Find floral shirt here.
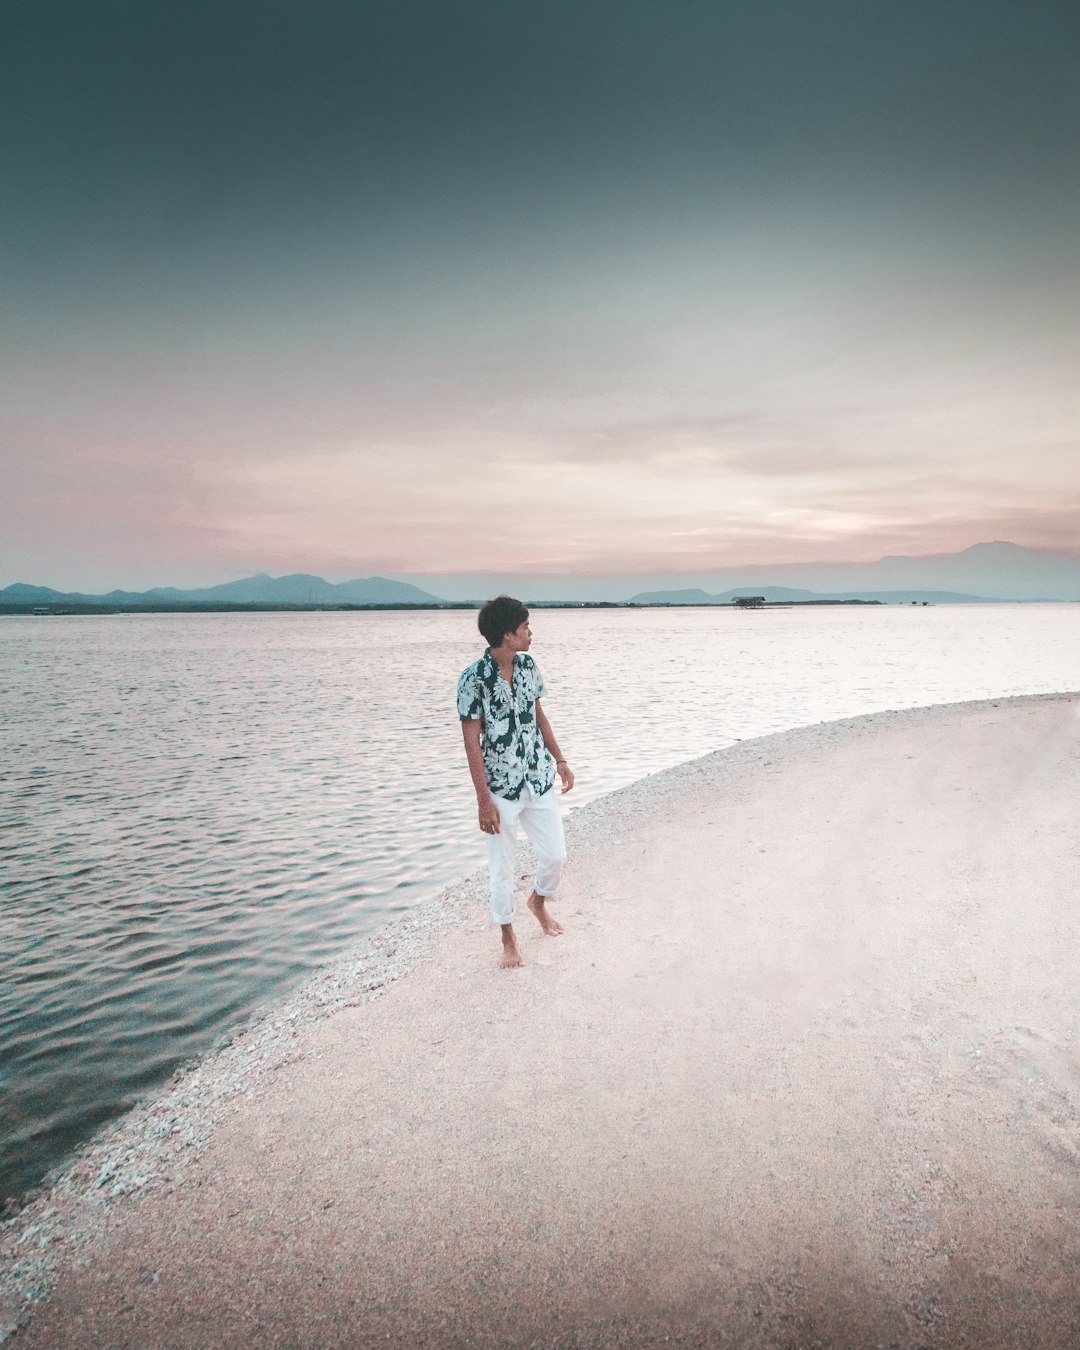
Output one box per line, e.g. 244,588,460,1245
456,650,556,800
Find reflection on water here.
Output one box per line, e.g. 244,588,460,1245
1,604,1078,1201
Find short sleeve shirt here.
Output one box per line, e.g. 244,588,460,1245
456,650,556,800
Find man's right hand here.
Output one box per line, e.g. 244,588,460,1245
478,799,501,835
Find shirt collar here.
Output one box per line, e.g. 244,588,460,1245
482,648,518,682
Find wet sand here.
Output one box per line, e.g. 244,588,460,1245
5,693,1080,1348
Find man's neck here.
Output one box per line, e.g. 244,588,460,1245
489,643,517,675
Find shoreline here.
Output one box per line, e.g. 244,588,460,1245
3,688,1079,1345
4,600,1075,617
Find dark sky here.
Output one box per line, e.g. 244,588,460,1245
4,0,1079,587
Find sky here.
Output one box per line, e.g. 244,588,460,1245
3,0,1078,591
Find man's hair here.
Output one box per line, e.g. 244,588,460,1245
478,595,529,647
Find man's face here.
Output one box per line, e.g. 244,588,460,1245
508,620,532,652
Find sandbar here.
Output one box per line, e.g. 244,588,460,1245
4,693,1080,1348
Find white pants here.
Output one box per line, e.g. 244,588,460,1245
486,784,567,926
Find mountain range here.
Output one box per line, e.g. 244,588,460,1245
627,587,1003,605
390,542,1080,603
0,573,441,607
3,543,1079,608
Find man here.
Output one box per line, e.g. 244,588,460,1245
457,595,574,969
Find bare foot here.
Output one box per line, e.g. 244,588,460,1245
500,926,525,969
527,890,565,936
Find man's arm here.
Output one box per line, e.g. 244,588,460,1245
461,719,501,833
536,698,574,794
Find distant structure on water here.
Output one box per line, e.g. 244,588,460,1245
732,596,766,609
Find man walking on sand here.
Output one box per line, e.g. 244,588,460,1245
457,595,574,969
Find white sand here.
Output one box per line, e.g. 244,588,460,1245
4,693,1080,1348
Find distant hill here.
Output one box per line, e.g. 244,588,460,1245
144,572,442,605
630,586,1004,605
631,586,822,604
393,542,1080,603
0,573,445,608
817,541,1080,602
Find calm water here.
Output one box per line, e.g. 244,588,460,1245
2,604,1078,1202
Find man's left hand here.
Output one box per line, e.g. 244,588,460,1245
557,761,574,794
